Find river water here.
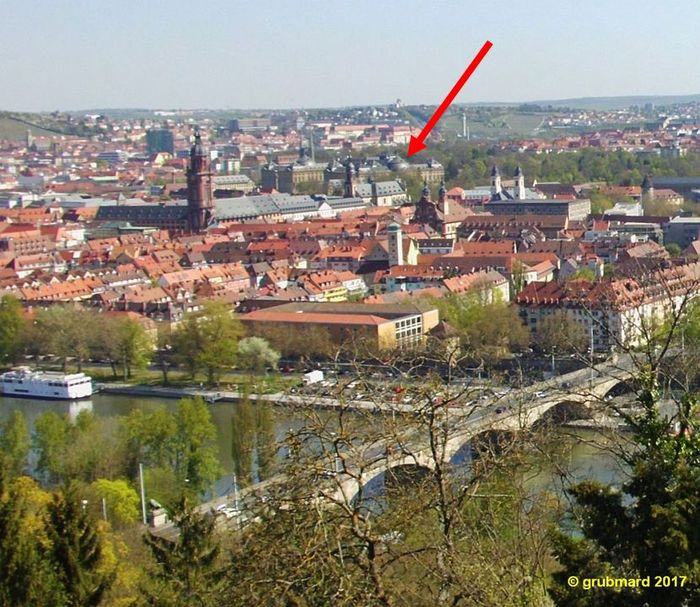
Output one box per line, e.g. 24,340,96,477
0,393,628,499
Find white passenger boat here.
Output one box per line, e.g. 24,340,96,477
1,367,94,400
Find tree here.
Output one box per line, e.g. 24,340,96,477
172,301,243,385
172,397,221,498
112,316,153,380
536,311,589,356
156,324,173,385
121,401,221,501
588,192,615,215
142,497,226,607
294,180,323,195
230,401,256,486
171,313,203,379
237,336,280,375
92,315,152,380
196,301,244,386
434,294,529,369
34,306,98,372
0,471,63,607
34,411,124,486
0,295,26,365
571,266,597,281
87,479,140,528
45,483,114,606
33,411,69,485
665,242,682,257
643,196,679,217
0,410,30,477
256,324,335,362
121,407,177,474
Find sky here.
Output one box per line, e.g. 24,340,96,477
1,0,699,112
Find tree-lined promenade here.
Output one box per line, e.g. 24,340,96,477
0,297,287,388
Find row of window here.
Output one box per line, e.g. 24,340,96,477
48,379,91,387
396,316,420,330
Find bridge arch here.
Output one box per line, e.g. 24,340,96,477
333,453,436,506
531,400,592,429
448,429,517,465
598,377,637,399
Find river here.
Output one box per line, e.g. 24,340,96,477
0,392,628,499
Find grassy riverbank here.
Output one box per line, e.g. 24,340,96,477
5,362,299,395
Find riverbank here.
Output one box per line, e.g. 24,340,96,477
97,382,419,415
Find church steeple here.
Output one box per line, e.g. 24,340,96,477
438,180,449,215
514,165,525,200
421,181,431,200
490,165,502,198
187,130,213,232
344,157,355,198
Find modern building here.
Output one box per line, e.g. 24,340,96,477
146,129,175,155
229,117,271,134
240,301,439,350
663,217,700,249
96,151,128,164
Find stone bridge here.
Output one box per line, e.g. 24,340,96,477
329,367,635,505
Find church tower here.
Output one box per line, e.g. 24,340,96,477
490,165,502,198
438,180,449,216
387,221,404,267
187,131,213,232
514,165,525,200
344,158,355,198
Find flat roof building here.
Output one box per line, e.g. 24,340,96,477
240,301,439,351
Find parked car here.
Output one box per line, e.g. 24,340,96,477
215,504,242,520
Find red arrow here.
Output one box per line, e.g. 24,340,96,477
407,40,493,157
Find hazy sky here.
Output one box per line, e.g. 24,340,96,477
2,0,698,111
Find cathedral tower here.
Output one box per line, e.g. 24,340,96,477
187,131,213,232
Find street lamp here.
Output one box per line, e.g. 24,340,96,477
81,499,88,513
139,462,147,525
589,325,595,381
551,347,556,375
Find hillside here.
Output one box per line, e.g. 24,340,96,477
530,94,700,110
0,116,62,140
0,111,96,140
